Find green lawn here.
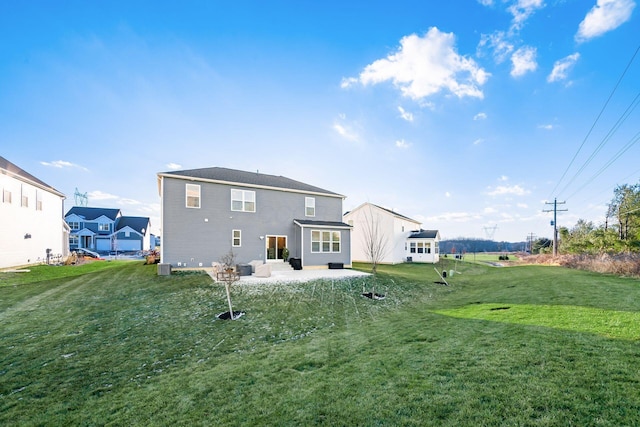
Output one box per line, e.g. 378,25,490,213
1,260,640,426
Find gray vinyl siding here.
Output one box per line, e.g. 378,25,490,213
299,227,352,267
161,176,345,268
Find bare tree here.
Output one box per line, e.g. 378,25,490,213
218,249,240,320
361,204,390,275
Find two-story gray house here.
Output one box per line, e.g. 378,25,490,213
65,207,151,253
157,167,352,270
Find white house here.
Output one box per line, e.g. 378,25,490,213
0,156,68,269
344,202,440,264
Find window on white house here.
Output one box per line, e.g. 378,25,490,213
417,242,424,253
426,243,431,254
36,191,43,211
21,185,28,208
410,242,416,253
435,242,439,254
232,229,241,247
186,184,201,208
2,189,11,204
231,189,255,212
305,197,315,217
311,230,340,253
98,223,110,232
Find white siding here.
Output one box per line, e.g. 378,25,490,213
0,172,65,269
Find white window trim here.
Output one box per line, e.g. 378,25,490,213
311,229,341,253
231,189,256,212
232,229,241,247
186,184,201,209
305,197,315,217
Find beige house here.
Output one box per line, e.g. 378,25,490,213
344,202,440,264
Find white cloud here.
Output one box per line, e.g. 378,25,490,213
478,31,514,64
340,77,358,89
576,0,636,42
395,139,410,149
547,53,580,82
445,191,451,198
332,122,359,142
473,138,484,145
425,211,483,222
474,112,487,120
538,124,554,130
510,46,537,77
508,0,545,31
517,203,529,208
398,106,414,122
166,162,182,170
499,175,509,181
487,184,531,196
118,198,142,205
88,190,118,201
477,0,494,6
40,160,88,171
352,27,489,100
484,207,498,214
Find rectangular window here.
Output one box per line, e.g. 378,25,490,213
125,230,131,237
410,242,416,253
98,223,110,232
231,189,255,212
21,185,28,207
435,242,439,254
68,221,80,230
311,230,340,253
70,235,78,246
305,197,315,217
426,243,431,254
36,191,43,211
417,242,424,253
2,189,11,204
232,229,241,247
186,184,201,208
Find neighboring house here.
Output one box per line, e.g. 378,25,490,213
65,207,151,253
344,202,440,264
0,156,68,269
157,166,352,269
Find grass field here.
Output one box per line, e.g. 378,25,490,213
1,259,640,426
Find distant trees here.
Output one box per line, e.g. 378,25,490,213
559,182,640,254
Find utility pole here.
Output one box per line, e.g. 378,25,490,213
527,233,536,253
543,198,568,256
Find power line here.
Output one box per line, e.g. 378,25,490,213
549,44,640,200
543,198,568,256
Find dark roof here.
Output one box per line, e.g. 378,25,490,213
0,156,65,197
115,216,150,234
65,206,121,221
294,219,352,228
159,166,342,197
408,229,439,239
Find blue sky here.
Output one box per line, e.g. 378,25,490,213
1,0,638,242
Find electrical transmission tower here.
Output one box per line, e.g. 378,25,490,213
483,225,498,240
74,188,88,207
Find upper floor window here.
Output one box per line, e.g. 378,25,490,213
68,221,80,230
305,197,315,217
232,229,241,247
186,184,201,208
311,230,341,253
36,191,43,211
231,189,255,212
21,185,28,208
98,223,110,232
2,189,11,204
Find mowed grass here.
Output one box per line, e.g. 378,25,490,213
1,260,640,426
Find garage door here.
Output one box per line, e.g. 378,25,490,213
117,240,141,252
96,238,111,252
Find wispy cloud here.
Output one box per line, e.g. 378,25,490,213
474,112,487,120
548,53,580,83
425,211,483,222
576,0,636,42
87,190,118,201
487,184,531,196
508,0,545,31
40,160,88,171
166,162,182,170
538,124,554,130
473,138,484,145
510,46,537,77
346,27,489,100
395,139,410,149
398,106,414,122
332,122,359,142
